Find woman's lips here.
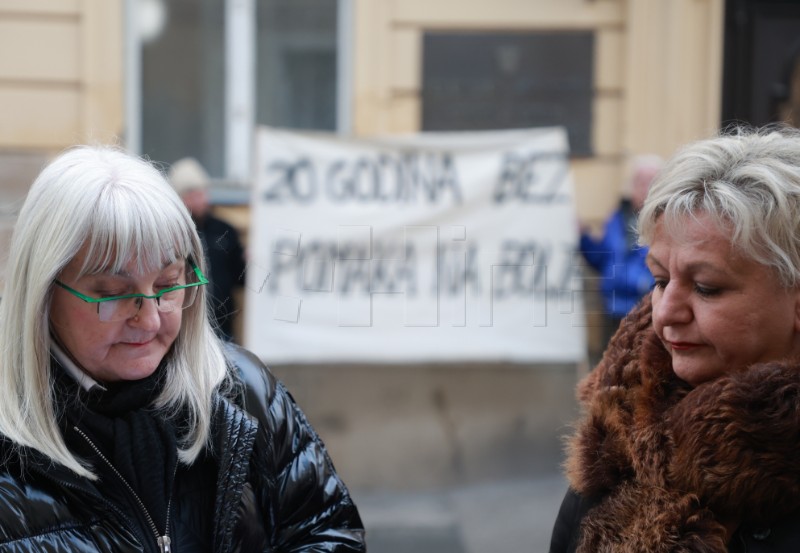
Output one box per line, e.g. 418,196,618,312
121,339,153,347
667,341,701,351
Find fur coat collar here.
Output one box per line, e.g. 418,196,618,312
566,296,800,552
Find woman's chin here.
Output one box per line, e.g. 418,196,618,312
671,361,723,387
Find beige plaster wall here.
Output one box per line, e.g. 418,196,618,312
0,0,727,490
0,0,124,152
0,0,124,289
0,0,726,225
351,0,724,225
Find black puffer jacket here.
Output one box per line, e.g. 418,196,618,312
0,344,365,552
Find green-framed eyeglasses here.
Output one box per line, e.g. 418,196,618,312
54,263,209,322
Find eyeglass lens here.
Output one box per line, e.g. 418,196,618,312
96,273,201,322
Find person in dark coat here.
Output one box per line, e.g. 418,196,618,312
0,145,365,551
169,157,246,342
551,126,800,552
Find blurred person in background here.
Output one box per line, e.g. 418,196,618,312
579,154,662,351
0,145,365,551
550,126,800,552
169,157,246,342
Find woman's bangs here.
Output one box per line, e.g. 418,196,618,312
78,186,194,276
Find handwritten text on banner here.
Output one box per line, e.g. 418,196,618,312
245,127,586,363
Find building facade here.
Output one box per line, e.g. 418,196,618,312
1,0,726,223
5,0,800,490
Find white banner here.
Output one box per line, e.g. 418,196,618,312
245,127,586,363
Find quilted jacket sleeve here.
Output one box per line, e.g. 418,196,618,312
227,345,366,552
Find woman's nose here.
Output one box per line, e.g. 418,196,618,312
652,282,693,327
128,297,161,330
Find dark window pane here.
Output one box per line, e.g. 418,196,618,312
256,0,338,131
422,32,594,156
722,0,800,127
141,0,226,176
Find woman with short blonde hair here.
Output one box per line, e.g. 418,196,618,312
552,125,800,552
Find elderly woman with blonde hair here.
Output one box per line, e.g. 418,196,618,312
0,145,365,551
551,126,800,552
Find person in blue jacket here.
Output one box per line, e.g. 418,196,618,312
579,154,662,350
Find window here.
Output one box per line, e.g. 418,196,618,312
256,0,339,131
422,32,594,156
140,0,226,176
130,0,347,186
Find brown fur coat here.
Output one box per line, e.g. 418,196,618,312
565,297,800,552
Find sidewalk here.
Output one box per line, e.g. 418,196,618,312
353,474,567,553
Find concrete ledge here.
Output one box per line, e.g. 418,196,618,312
272,362,581,490
354,475,568,553
361,493,464,553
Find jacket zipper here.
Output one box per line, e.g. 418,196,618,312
74,426,175,553
32,464,145,546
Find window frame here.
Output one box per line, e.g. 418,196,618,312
124,0,352,199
